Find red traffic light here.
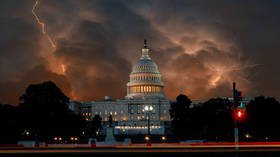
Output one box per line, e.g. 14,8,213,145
234,109,245,120
237,111,242,118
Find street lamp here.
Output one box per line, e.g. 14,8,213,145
144,105,153,135
161,136,166,143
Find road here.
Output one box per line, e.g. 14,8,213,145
2,145,280,157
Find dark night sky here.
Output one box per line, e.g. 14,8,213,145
0,0,280,104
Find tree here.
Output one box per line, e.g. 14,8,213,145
108,114,113,127
0,104,22,143
245,96,280,140
200,98,234,141
92,114,102,137
169,96,235,141
169,94,192,139
18,81,86,141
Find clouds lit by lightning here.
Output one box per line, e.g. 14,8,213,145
1,0,279,105
32,0,66,75
28,0,255,102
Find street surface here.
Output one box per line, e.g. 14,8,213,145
2,142,280,156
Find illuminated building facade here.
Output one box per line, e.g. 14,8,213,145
68,40,170,135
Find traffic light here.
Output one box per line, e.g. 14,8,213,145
234,109,245,121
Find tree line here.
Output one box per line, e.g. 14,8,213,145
0,81,87,143
170,94,280,141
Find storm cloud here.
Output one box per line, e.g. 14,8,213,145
0,0,279,104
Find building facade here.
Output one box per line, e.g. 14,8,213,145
68,40,171,135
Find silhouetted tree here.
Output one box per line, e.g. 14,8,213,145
245,96,280,141
109,114,113,127
18,81,86,142
200,98,234,141
169,94,192,139
169,96,235,141
0,104,21,143
92,114,102,137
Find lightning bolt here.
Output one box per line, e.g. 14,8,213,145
208,63,262,72
32,0,56,49
208,63,261,87
61,64,66,74
32,0,67,75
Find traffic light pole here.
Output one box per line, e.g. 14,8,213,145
234,120,239,150
232,82,243,150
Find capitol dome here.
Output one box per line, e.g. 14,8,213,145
126,40,165,99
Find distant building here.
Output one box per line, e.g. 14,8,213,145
68,40,170,135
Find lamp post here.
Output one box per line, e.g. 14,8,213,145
144,105,153,135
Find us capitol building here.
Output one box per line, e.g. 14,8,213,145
68,40,171,135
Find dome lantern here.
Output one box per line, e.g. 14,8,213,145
141,39,150,60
